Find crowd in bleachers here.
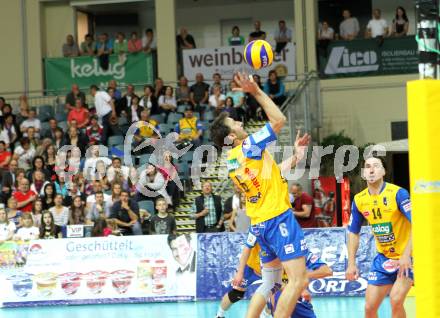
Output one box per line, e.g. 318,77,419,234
0,63,290,242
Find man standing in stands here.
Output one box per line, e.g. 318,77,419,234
290,183,316,228
249,20,267,41
339,9,360,40
65,84,86,111
193,181,223,233
90,85,116,146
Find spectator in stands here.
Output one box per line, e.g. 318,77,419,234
133,109,160,154
90,85,116,146
113,32,128,59
107,157,129,184
126,95,141,123
221,97,239,122
154,77,166,98
13,178,37,213
92,218,114,237
39,210,62,239
49,194,69,226
290,183,316,228
63,126,88,155
128,31,142,53
0,141,11,170
43,144,56,177
156,151,180,208
391,6,409,37
176,76,191,105
110,182,122,205
54,174,69,198
16,95,30,126
274,20,292,54
210,73,228,95
41,183,55,210
193,181,223,233
249,20,266,41
137,164,172,205
0,103,16,126
13,138,35,171
96,33,113,70
110,190,142,235
62,34,80,57
226,81,246,121
68,195,88,225
158,86,177,121
14,213,39,240
209,85,226,113
41,118,59,140
228,26,245,46
26,127,39,149
0,114,18,149
150,197,176,235
229,192,250,233
366,9,388,39
176,27,196,50
80,33,96,56
263,70,286,106
27,156,50,181
20,108,41,137
86,180,112,207
86,115,103,146
142,28,157,53
108,80,122,100
54,127,64,150
30,170,48,197
68,98,89,130
339,9,360,40
32,198,43,228
65,84,87,111
318,21,335,40
83,145,111,181
120,84,138,114
139,85,159,114
1,159,18,203
0,208,15,242
7,196,22,228
175,106,203,148
87,190,111,222
190,73,209,116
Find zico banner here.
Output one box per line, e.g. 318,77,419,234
183,43,296,81
321,36,418,77
44,53,154,92
0,235,196,307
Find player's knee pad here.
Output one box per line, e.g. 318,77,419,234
255,267,283,299
228,289,245,303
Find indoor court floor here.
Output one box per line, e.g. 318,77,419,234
0,297,416,318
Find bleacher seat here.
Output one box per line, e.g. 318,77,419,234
58,121,68,131
108,135,124,147
138,200,155,214
180,151,194,164
55,112,67,122
38,105,54,122
167,113,183,125
160,123,174,135
150,114,165,124
204,111,215,122
177,104,189,113
55,103,65,114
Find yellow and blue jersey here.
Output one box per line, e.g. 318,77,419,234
348,182,412,260
227,123,291,225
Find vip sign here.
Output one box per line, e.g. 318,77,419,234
66,225,84,238
324,47,379,75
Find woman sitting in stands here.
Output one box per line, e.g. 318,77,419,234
69,195,88,225
39,210,62,239
263,70,286,106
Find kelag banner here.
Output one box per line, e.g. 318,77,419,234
183,44,296,81
197,227,376,300
44,53,154,92
0,235,196,307
320,36,418,77
1,228,376,307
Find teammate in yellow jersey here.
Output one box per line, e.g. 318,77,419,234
346,156,413,318
210,72,311,318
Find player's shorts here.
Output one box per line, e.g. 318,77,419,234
250,209,308,263
268,291,316,318
368,253,414,286
239,265,261,289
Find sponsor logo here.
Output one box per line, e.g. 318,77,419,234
70,58,125,79
363,211,370,217
383,197,388,206
372,222,392,235
300,239,308,251
226,158,240,171
309,272,368,295
309,254,319,264
246,233,257,246
284,244,295,254
377,233,395,243
368,271,378,281
242,138,251,150
402,201,411,213
324,47,379,75
252,126,271,143
248,192,262,204
382,259,399,273
244,167,261,190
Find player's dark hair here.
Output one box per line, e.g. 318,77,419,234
210,112,231,148
363,155,387,172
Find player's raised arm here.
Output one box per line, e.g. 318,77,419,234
346,201,363,281
233,72,286,134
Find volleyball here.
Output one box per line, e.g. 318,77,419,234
243,40,274,69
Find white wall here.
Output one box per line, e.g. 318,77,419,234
372,0,416,35
175,0,295,48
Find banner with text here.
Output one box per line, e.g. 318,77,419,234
320,36,418,78
44,53,154,92
183,44,296,82
0,234,196,307
197,227,375,300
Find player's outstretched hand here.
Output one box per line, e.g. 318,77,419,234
398,255,412,278
345,264,359,281
231,271,244,288
233,72,259,95
294,130,311,163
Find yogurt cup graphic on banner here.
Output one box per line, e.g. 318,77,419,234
111,270,134,294
59,272,82,295
8,273,33,297
85,270,108,294
34,272,58,296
